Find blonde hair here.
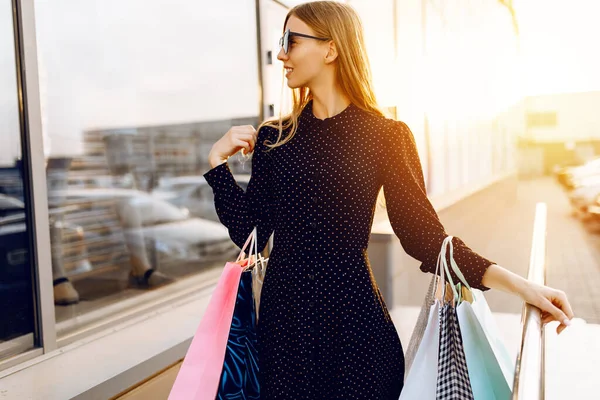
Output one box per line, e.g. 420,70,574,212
258,1,386,151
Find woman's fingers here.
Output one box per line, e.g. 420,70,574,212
553,290,575,320
234,138,254,154
556,323,568,335
540,296,570,327
547,288,575,329
536,288,576,335
541,312,554,325
222,125,257,157
235,132,257,152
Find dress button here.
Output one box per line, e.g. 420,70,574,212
309,327,315,333
310,221,317,228
309,301,315,307
308,274,315,280
312,196,318,203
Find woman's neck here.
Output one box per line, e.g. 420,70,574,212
310,88,350,120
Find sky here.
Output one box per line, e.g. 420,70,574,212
516,0,600,95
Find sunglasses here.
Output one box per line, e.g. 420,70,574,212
278,28,330,54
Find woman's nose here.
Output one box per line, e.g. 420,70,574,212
276,47,287,62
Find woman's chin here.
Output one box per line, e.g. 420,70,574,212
285,78,304,89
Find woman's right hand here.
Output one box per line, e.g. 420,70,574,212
208,125,258,168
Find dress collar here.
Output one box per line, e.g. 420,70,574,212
300,99,355,125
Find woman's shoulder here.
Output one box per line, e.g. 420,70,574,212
360,110,412,141
255,120,293,154
257,121,283,140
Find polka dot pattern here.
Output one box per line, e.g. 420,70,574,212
203,99,494,399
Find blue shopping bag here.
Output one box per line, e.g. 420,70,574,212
456,299,512,399
216,264,260,399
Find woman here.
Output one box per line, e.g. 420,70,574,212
203,1,574,398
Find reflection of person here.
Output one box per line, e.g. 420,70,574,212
203,2,574,398
51,217,86,305
116,199,174,288
51,199,174,306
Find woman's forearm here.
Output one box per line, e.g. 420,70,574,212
481,263,529,297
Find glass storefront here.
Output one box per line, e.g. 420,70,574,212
0,0,36,360
32,0,262,338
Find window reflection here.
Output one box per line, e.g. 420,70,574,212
33,0,261,333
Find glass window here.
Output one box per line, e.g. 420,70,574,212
34,0,262,337
0,2,36,360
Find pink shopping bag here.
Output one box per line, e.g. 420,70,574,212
168,260,245,400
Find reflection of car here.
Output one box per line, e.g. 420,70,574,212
67,174,134,189
0,194,91,276
152,175,251,221
0,194,34,339
55,188,239,267
0,194,30,282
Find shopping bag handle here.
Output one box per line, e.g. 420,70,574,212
432,236,460,303
235,226,268,271
236,227,256,263
445,236,473,292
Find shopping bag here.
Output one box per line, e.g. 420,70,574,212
435,237,474,400
251,252,268,323
216,268,260,399
442,238,514,398
470,289,515,388
404,274,437,375
436,301,474,399
399,301,441,399
401,237,455,399
168,261,243,400
169,227,266,400
216,228,267,399
456,301,511,399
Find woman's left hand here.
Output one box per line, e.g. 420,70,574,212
482,264,575,335
518,281,575,334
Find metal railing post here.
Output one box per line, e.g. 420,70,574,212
512,202,546,399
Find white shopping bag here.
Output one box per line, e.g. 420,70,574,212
399,301,441,399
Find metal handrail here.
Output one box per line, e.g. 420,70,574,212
511,202,547,399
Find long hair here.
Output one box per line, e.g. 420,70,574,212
258,1,386,150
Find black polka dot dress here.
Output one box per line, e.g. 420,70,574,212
203,99,494,399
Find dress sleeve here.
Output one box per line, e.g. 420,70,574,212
381,120,494,291
203,126,275,253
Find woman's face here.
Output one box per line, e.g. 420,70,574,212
277,16,330,89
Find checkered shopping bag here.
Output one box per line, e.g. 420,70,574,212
436,301,474,399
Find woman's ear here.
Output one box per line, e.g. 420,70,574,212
324,40,338,64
